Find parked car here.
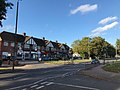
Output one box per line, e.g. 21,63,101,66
91,59,100,64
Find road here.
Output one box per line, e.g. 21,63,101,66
0,63,120,90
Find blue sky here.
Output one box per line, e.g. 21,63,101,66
0,0,120,47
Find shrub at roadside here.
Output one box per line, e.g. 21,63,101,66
102,63,120,73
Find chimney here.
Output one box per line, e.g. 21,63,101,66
43,37,45,40
56,40,58,43
23,32,26,36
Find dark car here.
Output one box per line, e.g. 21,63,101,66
91,59,100,64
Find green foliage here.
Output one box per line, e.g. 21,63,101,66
116,39,120,55
0,0,13,27
90,37,105,57
71,37,91,58
71,40,81,53
71,36,116,59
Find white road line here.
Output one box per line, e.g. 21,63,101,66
5,78,46,90
41,81,48,85
54,82,100,90
22,88,27,90
46,82,54,86
30,84,38,88
5,71,78,90
36,86,44,89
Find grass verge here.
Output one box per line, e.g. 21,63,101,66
44,59,91,65
102,62,120,73
0,68,11,71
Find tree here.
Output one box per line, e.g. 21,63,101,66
71,40,81,53
79,37,91,59
0,0,13,27
71,37,91,59
71,36,116,59
90,37,106,58
116,39,120,55
90,37,115,58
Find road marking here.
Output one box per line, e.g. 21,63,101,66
41,81,48,85
46,82,54,86
30,84,38,88
36,85,44,89
5,67,82,90
54,82,100,90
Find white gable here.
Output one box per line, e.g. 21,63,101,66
26,38,37,45
47,42,54,48
61,45,65,49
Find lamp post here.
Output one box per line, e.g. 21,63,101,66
13,0,21,71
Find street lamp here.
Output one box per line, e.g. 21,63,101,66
13,0,21,71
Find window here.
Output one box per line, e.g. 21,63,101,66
25,53,29,57
33,45,37,50
37,46,40,50
2,52,8,59
18,42,21,46
24,44,30,49
4,42,8,46
11,42,15,47
51,47,55,51
17,53,22,57
46,47,49,51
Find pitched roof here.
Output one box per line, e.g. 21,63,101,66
0,31,25,42
63,44,70,50
33,37,46,46
0,31,70,49
51,41,60,49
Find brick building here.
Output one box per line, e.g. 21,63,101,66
0,31,70,60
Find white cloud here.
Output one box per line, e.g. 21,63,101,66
98,16,118,25
0,25,15,32
90,21,119,37
92,21,118,33
70,4,98,14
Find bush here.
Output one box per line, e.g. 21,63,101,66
0,60,2,66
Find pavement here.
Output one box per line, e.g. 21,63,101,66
0,61,61,74
80,65,120,83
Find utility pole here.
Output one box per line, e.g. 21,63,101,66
13,0,21,71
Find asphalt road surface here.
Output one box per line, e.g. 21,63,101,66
0,63,120,90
